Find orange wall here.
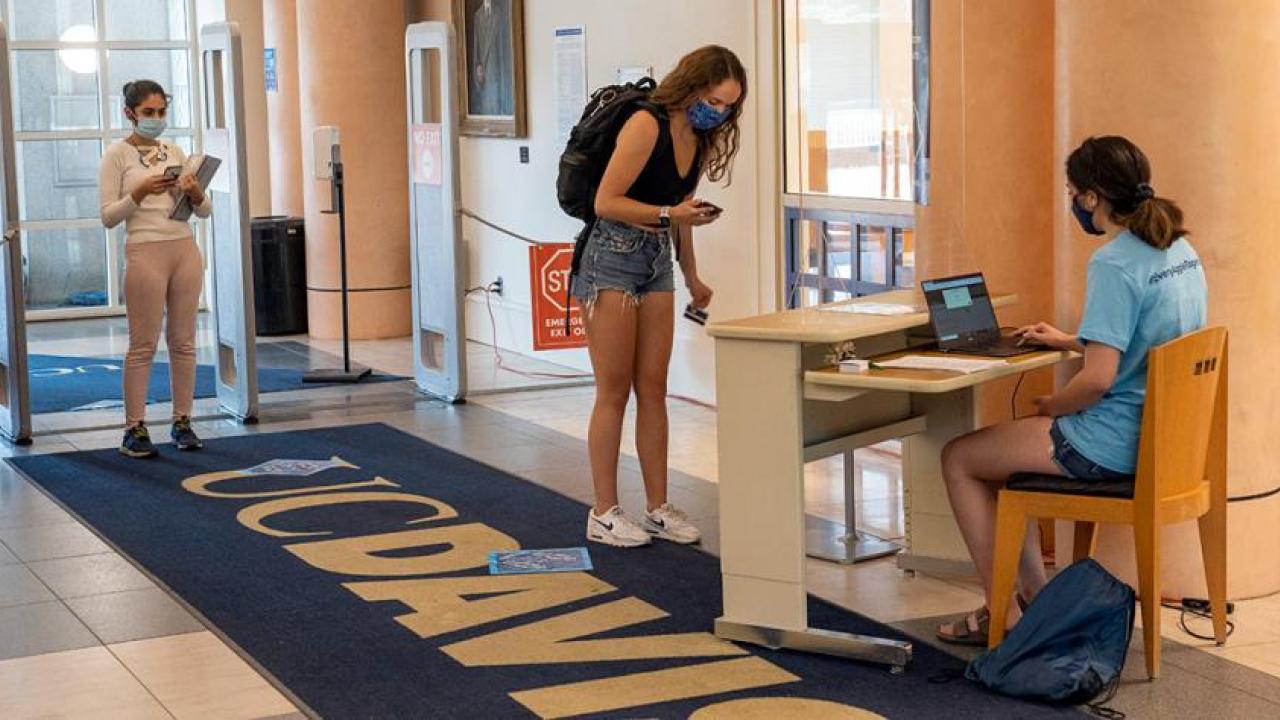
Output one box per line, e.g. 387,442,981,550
264,0,303,217
1056,0,1280,598
920,0,1280,598
295,0,412,339
915,0,1057,421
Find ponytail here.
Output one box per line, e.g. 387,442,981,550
1066,135,1189,250
1121,196,1187,250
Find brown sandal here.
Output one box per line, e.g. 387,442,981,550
937,606,990,646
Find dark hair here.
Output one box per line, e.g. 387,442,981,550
122,80,169,110
1066,136,1188,250
650,45,748,185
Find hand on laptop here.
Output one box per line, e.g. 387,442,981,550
1013,322,1075,350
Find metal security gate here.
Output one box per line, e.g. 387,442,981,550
0,21,29,443
200,22,258,421
405,22,466,402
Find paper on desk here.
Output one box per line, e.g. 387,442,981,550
819,302,919,316
873,355,1005,374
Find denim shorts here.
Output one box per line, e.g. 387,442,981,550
1049,420,1131,481
569,218,673,307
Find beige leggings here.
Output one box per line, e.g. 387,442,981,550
124,238,203,426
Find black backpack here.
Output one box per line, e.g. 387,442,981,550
557,77,658,284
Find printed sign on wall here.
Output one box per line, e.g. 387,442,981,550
528,243,585,351
264,48,278,92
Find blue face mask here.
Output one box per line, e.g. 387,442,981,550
1071,195,1105,236
134,115,167,140
687,100,730,132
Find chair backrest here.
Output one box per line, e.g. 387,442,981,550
1133,326,1228,504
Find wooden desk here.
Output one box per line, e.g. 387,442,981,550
706,289,1071,669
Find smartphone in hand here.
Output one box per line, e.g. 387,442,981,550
695,200,723,217
162,165,183,182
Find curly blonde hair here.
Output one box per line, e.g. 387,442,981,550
650,45,747,185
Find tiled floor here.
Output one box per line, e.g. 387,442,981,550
2,317,1279,718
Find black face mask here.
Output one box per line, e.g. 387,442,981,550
1071,195,1106,236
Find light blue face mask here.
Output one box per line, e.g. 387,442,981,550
687,100,730,132
133,115,167,140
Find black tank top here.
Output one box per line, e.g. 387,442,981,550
625,107,701,207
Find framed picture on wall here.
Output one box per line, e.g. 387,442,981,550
454,0,527,137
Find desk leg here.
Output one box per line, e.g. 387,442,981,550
805,451,901,564
713,338,912,669
898,388,981,575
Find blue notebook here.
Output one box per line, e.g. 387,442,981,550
489,547,593,575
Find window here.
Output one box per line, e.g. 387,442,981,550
4,0,198,315
784,209,914,307
781,0,925,307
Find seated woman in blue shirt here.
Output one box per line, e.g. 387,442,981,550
937,136,1208,645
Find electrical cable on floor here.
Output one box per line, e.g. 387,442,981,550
478,286,593,381
1160,601,1235,642
1228,484,1280,504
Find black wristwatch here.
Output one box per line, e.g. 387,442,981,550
658,205,671,229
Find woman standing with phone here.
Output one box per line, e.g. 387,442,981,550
99,80,210,458
571,46,746,547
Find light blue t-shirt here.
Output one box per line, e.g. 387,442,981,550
1056,231,1207,474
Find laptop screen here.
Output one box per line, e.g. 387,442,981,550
920,273,1000,347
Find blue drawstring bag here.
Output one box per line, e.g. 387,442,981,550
966,558,1136,708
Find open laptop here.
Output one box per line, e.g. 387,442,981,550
920,272,1044,357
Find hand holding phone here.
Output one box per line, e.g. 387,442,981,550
684,303,709,326
695,199,723,217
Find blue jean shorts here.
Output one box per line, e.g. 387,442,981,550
1049,420,1131,481
570,219,673,308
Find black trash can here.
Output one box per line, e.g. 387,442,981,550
251,215,308,335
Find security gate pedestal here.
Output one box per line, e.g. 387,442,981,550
0,22,30,444
405,22,466,402
200,22,258,421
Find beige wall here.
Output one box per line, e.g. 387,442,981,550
416,0,774,402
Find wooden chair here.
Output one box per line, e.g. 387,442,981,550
987,326,1229,679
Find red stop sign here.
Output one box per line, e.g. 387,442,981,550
529,243,586,350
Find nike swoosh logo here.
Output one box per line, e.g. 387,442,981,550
593,517,614,531
650,517,666,528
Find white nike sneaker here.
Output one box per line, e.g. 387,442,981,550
643,503,702,544
586,506,652,548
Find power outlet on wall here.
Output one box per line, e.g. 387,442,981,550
519,146,529,164
492,276,504,297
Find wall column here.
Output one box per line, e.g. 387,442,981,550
296,0,411,339
1057,0,1280,598
264,0,303,217
223,0,272,216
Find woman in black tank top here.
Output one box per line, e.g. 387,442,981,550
574,46,747,548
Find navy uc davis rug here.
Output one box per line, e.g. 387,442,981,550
28,354,404,414
7,424,1081,719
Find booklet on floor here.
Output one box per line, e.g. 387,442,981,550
489,547,593,575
